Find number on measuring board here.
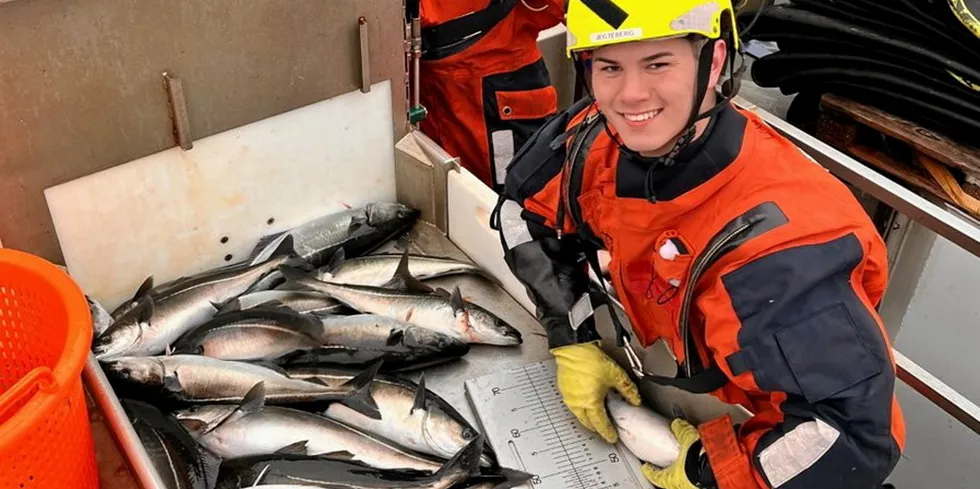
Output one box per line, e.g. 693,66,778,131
530,475,542,485
492,387,501,396
511,429,521,438
608,453,619,463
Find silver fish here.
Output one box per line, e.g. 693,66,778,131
280,266,522,346
171,307,325,361
316,249,491,287
215,435,486,489
93,236,304,361
175,384,443,473
104,354,380,419
223,289,347,315
249,203,420,269
287,367,495,467
278,314,469,372
606,392,680,468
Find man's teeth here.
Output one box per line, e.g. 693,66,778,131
624,110,659,122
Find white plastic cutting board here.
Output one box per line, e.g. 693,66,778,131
45,81,396,310
447,168,536,315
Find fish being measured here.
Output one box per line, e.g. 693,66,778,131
93,236,306,361
280,264,521,346
171,307,324,361
606,392,680,468
104,354,380,419
279,314,470,371
175,384,442,472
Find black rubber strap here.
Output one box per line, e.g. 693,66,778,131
581,0,629,29
645,364,729,394
421,0,520,60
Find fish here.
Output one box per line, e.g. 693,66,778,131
222,290,349,316
285,367,496,468
174,383,444,473
171,307,325,361
316,248,492,287
452,468,536,489
104,354,381,419
279,314,470,372
606,392,681,468
249,203,420,270
214,435,486,489
279,263,522,346
88,295,114,338
93,236,306,361
121,398,221,489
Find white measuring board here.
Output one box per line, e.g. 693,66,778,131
465,360,650,489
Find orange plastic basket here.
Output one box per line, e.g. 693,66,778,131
0,249,98,489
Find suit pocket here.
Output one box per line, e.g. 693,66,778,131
774,303,882,404
483,57,558,189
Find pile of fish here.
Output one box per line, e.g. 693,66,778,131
89,202,530,489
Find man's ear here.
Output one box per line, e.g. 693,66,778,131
708,39,728,88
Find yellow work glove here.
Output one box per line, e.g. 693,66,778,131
642,419,702,489
551,340,641,443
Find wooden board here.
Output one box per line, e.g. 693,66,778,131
45,81,397,310
447,168,536,315
0,0,406,262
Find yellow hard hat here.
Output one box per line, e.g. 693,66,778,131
565,0,741,57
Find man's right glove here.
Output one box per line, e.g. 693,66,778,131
552,340,642,443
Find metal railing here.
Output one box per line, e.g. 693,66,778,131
735,96,980,436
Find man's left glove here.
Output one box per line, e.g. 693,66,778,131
642,419,703,489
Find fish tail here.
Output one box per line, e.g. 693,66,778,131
336,360,383,420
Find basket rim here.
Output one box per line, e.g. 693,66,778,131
0,249,93,452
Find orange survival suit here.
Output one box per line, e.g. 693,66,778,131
492,97,906,489
419,0,564,190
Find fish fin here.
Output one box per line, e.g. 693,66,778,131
381,250,434,294
249,233,289,265
431,287,452,299
324,247,346,274
274,440,309,456
163,372,182,393
410,373,427,415
319,450,356,462
278,266,314,290
386,328,406,346
240,381,267,415
217,298,242,314
338,360,382,420
136,296,155,325
348,214,368,234
491,468,535,489
164,344,174,356
132,276,154,302
305,377,329,386
434,433,486,479
449,286,465,314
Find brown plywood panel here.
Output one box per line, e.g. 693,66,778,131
0,0,407,262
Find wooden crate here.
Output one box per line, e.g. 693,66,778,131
815,94,980,220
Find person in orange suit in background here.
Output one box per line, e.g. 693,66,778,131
418,0,565,191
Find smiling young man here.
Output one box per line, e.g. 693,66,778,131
492,1,906,488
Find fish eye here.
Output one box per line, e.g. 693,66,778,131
462,429,475,440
